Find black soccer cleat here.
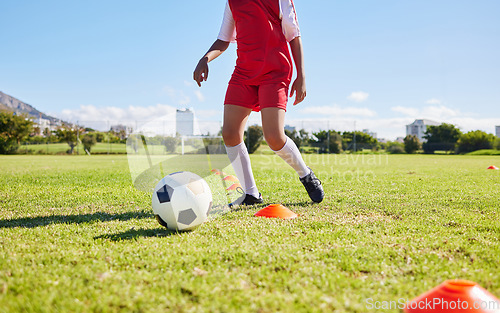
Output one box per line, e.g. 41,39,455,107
300,168,324,203
229,193,264,208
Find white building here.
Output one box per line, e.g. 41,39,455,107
496,126,500,138
34,117,50,130
406,119,440,142
33,117,58,136
176,109,194,136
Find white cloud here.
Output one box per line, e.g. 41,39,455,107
391,105,461,120
391,106,419,116
52,104,225,135
196,109,221,118
347,91,369,102
301,104,377,117
446,118,500,134
53,103,177,130
425,98,442,105
162,85,190,105
51,102,499,141
194,90,205,102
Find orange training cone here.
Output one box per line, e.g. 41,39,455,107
254,204,297,220
404,280,500,313
223,175,239,182
487,165,499,170
226,183,242,191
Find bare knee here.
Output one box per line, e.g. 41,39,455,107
264,132,286,151
222,125,243,147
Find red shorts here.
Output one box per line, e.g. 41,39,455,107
224,83,288,112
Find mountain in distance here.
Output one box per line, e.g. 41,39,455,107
0,90,63,124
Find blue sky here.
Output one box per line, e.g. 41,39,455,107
1,0,499,139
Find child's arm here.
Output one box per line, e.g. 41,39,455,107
193,39,230,87
289,36,306,105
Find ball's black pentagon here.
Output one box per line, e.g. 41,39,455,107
177,208,197,225
157,184,174,203
155,215,169,228
207,201,212,216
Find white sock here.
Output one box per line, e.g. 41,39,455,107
225,142,260,198
273,137,311,178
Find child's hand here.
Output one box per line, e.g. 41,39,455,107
290,76,306,105
193,57,209,87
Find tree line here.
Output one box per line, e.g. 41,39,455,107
1,111,499,155
0,111,126,154
243,124,500,154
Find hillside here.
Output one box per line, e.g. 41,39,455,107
0,91,61,123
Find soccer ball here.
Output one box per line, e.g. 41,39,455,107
152,171,212,231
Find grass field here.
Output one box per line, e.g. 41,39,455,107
1,154,499,312
19,142,129,155
19,142,212,155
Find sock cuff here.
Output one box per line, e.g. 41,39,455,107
271,137,290,153
225,141,245,150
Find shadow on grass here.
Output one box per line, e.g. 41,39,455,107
0,211,152,229
94,227,177,241
282,201,314,207
227,201,312,213
229,203,267,213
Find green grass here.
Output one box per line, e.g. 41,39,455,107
1,154,500,312
21,143,205,155
467,149,500,155
20,142,129,155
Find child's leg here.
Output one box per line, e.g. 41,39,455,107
261,107,324,203
222,104,260,198
261,107,310,178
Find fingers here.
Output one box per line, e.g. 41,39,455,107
193,61,209,87
293,90,306,105
193,70,202,87
203,67,209,82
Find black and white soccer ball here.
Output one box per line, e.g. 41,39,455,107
152,171,212,231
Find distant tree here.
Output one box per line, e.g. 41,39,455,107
202,137,225,154
312,130,342,154
55,127,78,154
163,136,180,153
46,133,59,143
495,138,500,150
126,134,142,154
106,132,122,143
244,125,263,154
11,114,33,145
0,112,33,154
95,132,105,143
404,135,421,154
386,141,405,154
299,129,309,143
284,128,310,150
82,133,97,153
342,131,378,151
285,129,300,149
423,123,461,154
28,135,47,144
456,130,495,153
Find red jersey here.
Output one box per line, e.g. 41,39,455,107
228,0,293,86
